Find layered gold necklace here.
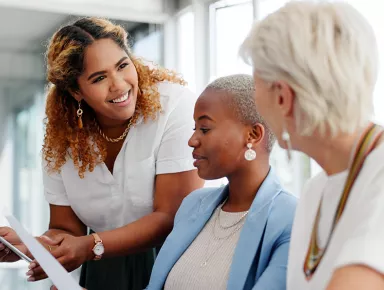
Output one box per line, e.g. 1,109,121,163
96,119,133,143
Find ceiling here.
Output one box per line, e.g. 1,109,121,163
0,6,71,53
0,5,142,84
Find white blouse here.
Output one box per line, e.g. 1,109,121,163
287,143,384,290
43,82,197,232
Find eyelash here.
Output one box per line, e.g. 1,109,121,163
118,62,129,70
91,62,129,84
193,127,210,134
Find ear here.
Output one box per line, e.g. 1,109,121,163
69,89,83,102
248,123,265,147
272,80,295,118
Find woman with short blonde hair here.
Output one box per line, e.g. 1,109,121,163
240,1,384,290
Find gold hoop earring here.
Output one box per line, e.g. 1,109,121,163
77,100,83,129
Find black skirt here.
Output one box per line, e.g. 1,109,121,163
79,235,157,290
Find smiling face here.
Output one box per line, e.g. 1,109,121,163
75,38,139,125
188,88,255,180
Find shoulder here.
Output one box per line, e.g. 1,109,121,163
269,190,298,230
157,82,197,111
174,187,222,223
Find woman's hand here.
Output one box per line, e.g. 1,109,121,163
0,226,29,262
27,234,93,281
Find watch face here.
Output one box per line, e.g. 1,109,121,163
93,244,104,256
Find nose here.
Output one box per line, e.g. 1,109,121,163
109,73,126,93
188,132,200,148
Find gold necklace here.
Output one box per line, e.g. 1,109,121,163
96,119,133,143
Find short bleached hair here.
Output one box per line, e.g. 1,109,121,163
206,74,276,152
239,1,378,136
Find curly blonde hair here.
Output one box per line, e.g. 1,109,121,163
43,17,185,178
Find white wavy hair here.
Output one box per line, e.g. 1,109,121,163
239,1,378,136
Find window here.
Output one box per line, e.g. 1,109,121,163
257,0,290,19
209,0,253,81
204,0,254,187
0,93,50,290
176,10,196,92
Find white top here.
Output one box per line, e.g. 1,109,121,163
43,82,196,232
164,207,247,290
287,143,384,290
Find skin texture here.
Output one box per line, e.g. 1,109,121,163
189,88,270,213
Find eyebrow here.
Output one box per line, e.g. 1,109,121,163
197,115,214,122
87,56,128,81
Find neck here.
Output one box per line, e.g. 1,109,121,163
96,114,130,138
96,114,129,129
224,157,270,212
297,131,362,176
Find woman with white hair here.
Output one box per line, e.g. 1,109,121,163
146,74,297,290
240,1,384,290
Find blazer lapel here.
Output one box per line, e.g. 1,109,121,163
150,186,228,288
227,170,282,290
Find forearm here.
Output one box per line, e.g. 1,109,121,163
90,211,174,259
44,228,84,238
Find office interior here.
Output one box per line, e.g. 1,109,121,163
0,0,383,288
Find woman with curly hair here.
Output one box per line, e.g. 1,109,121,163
0,17,203,289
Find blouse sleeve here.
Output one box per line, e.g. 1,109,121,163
155,86,196,175
43,161,70,206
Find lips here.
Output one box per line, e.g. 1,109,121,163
192,152,207,167
107,89,131,103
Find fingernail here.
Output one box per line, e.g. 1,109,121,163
26,270,33,276
0,243,4,250
27,277,35,282
29,263,36,269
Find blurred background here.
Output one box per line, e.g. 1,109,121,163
0,0,383,288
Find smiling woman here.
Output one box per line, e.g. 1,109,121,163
0,17,204,290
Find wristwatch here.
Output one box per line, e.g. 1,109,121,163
91,233,104,261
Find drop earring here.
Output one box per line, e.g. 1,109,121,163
282,125,292,160
77,100,83,129
244,143,256,161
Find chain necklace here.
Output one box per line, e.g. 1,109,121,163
201,201,248,267
217,200,249,230
96,119,133,143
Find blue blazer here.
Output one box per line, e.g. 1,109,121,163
147,169,297,290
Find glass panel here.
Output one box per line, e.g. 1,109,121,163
257,0,290,19
0,93,51,290
177,11,196,92
206,0,253,187
210,0,253,81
